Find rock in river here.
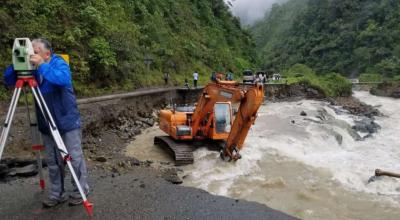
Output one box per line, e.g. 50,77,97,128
352,118,381,134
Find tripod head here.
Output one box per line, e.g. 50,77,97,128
12,38,36,78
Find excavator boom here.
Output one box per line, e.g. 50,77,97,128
222,83,264,160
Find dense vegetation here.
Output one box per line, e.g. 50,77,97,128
358,73,382,83
2,0,396,99
0,0,256,96
283,64,352,97
252,0,400,79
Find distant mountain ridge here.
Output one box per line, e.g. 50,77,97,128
252,0,400,78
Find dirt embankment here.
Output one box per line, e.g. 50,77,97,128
329,96,382,118
265,83,325,101
267,83,381,118
265,83,383,135
0,87,202,182
370,82,400,98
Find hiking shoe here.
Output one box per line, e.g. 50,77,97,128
69,193,89,206
68,197,83,206
42,195,68,208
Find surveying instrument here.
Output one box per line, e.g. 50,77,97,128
0,38,93,216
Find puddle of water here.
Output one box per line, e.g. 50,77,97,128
125,126,173,163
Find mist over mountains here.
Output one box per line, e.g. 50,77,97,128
226,0,288,25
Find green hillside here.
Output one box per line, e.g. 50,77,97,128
0,0,256,96
252,0,400,78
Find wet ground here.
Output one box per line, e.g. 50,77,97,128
0,86,298,220
0,168,295,220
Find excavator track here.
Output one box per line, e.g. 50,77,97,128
154,136,194,165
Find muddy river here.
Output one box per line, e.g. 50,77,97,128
126,91,400,220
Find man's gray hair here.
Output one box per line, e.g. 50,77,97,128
32,38,53,53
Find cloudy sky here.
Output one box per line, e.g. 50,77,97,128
226,0,288,25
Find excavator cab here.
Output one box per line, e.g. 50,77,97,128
213,102,232,139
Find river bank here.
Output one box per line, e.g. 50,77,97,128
370,82,400,98
124,90,399,220
181,91,400,220
0,85,388,219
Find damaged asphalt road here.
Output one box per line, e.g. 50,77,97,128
0,168,297,220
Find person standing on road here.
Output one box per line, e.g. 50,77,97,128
258,73,264,83
210,71,217,82
216,72,224,81
184,78,190,89
163,72,169,85
227,70,233,81
3,38,89,208
193,70,199,88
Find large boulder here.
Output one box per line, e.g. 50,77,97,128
13,164,38,177
391,88,400,98
352,118,381,134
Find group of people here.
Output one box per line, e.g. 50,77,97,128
163,70,235,89
163,71,198,88
165,70,283,87
255,72,281,83
210,71,234,82
182,71,199,89
255,73,267,83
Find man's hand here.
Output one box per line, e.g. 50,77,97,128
30,54,45,66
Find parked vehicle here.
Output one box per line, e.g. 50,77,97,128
242,69,254,84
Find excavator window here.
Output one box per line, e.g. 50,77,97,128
214,103,231,134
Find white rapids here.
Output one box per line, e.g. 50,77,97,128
181,91,400,220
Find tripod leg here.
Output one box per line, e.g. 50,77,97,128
0,87,22,159
23,88,46,190
34,146,45,189
30,86,93,217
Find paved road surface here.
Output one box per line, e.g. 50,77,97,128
0,168,297,220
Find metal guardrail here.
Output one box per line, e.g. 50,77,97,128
77,87,179,105
348,78,383,85
351,82,383,85
76,86,205,105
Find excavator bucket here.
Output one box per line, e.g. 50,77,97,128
154,136,195,165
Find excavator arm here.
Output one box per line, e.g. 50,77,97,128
221,83,264,161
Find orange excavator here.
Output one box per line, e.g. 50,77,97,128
154,80,264,165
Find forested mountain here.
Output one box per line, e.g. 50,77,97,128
0,0,255,95
252,0,400,78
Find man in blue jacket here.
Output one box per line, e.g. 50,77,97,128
4,38,89,207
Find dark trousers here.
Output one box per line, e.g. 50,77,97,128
43,129,89,199
194,80,197,88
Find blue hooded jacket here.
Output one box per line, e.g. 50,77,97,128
3,54,81,135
